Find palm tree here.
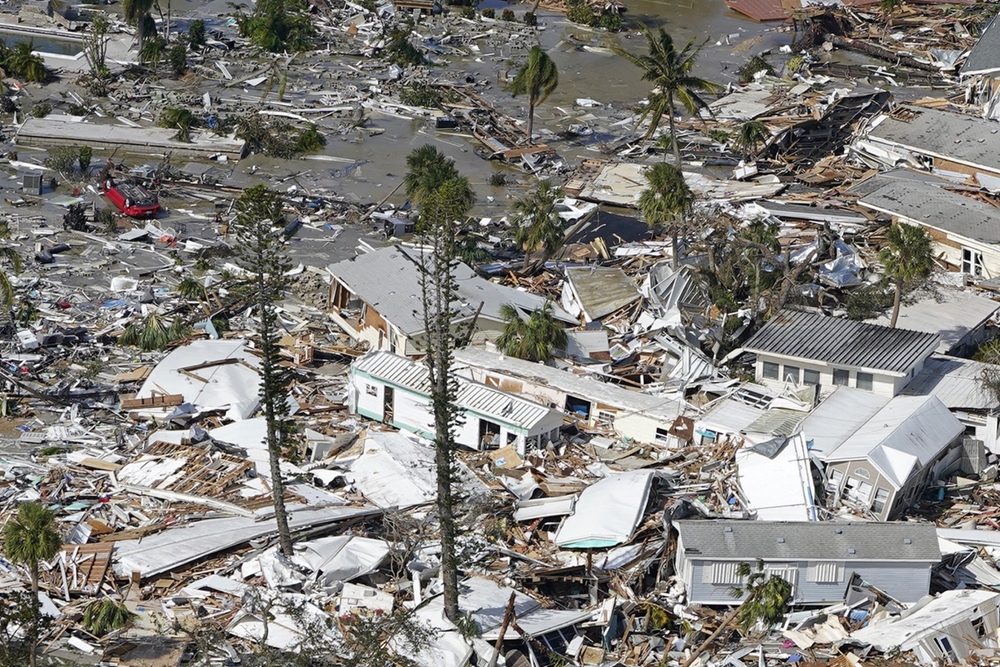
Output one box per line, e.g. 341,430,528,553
733,119,770,161
6,42,47,83
496,302,567,361
0,219,21,310
613,25,720,166
507,46,558,146
878,222,933,328
405,144,462,207
639,163,694,269
122,0,156,54
3,502,61,667
511,180,566,270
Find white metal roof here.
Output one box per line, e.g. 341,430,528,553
866,288,1000,354
736,434,817,522
800,387,890,460
352,351,562,430
823,394,964,488
903,355,1000,410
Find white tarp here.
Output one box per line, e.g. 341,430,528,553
554,470,667,549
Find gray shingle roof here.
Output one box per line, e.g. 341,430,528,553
868,107,1000,173
744,310,939,375
963,14,1000,77
676,520,940,562
858,180,1000,245
328,246,571,336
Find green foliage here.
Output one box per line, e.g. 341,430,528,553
194,256,211,272
405,144,465,208
599,10,623,31
730,560,793,632
122,0,156,54
0,41,49,82
63,203,88,231
30,101,51,118
77,146,93,173
481,7,495,18
82,599,135,636
736,54,776,83
639,162,692,227
159,106,195,142
786,54,804,74
512,179,566,269
975,338,1000,363
496,302,567,361
45,146,80,174
507,46,558,144
488,172,509,187
14,300,37,327
566,2,594,24
119,313,192,351
3,502,61,576
387,29,426,67
139,35,166,66
400,82,443,107
878,222,933,327
524,11,537,26
96,206,117,234
844,283,893,321
237,0,315,52
188,19,206,49
733,119,770,158
235,183,286,227
294,124,326,153
177,277,205,300
707,128,731,143
168,42,187,76
452,612,480,639
501,7,516,21
237,112,295,158
459,5,476,19
0,591,50,666
976,339,1000,408
612,25,719,157
84,12,111,84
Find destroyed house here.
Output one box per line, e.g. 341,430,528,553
348,351,564,455
452,347,684,446
854,106,1000,180
852,589,1000,665
674,520,940,606
802,390,968,520
327,246,573,356
744,310,939,397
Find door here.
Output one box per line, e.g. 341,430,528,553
383,386,394,423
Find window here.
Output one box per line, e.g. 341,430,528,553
935,637,958,663
856,372,874,392
597,410,616,427
709,562,744,585
782,365,800,384
833,369,850,386
655,427,671,443
973,616,987,638
871,487,890,515
854,467,870,480
844,476,873,504
365,384,378,397
808,562,843,584
828,468,844,491
803,369,820,386
763,361,779,380
963,247,984,277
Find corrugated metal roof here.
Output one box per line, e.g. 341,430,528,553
801,387,890,460
963,14,1000,77
868,106,1000,173
903,355,1000,410
564,266,641,321
676,519,940,562
744,310,939,374
866,289,1000,354
352,351,560,429
452,347,682,421
858,180,1000,245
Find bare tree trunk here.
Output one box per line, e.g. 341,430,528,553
668,89,681,168
671,227,679,271
682,605,741,667
527,98,535,146
487,593,517,667
890,277,902,328
261,300,294,558
29,564,38,667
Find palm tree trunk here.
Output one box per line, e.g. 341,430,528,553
29,564,38,667
890,278,902,328
671,227,679,270
522,247,531,271
137,17,145,57
668,89,681,167
527,97,535,146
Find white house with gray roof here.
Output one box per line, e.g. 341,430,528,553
674,520,940,606
327,246,573,356
744,310,939,397
348,351,564,455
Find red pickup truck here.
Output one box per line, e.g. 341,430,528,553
102,178,161,218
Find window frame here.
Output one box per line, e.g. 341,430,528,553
856,372,874,392
762,361,779,380
803,368,821,386
782,365,801,384
833,368,849,386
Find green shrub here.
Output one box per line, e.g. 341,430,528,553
188,19,206,49
599,10,622,31
168,42,187,76
400,82,443,107
482,7,495,17
566,3,593,25
501,7,515,21
523,11,537,25
737,54,776,83
77,146,93,173
31,101,51,118
459,5,476,18
295,124,326,153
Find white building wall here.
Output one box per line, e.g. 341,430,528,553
754,355,902,397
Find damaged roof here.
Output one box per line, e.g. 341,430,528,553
562,266,641,321
867,106,1000,173
744,310,940,375
962,14,1000,77
858,179,1000,245
903,355,1000,410
675,520,941,561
